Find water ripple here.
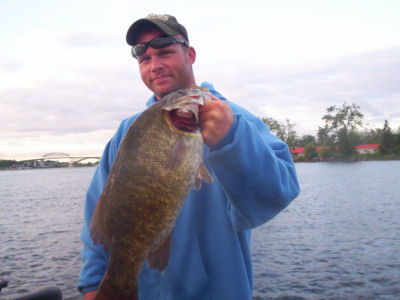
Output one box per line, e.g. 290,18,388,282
251,161,400,300
1,162,399,299
0,167,95,299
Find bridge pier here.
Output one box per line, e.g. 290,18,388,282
32,160,44,168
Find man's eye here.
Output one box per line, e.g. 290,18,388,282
138,56,150,63
159,50,172,57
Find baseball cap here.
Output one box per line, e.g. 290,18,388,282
126,14,189,46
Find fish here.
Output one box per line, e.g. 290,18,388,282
89,87,213,300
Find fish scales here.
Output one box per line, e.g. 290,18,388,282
90,88,212,300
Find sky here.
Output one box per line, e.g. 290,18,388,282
1,0,400,160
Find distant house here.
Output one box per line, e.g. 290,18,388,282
290,146,333,157
291,147,305,158
290,144,380,157
356,144,379,154
316,146,330,152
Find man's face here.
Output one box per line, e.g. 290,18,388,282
136,28,196,100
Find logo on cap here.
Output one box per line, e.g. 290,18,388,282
147,14,170,22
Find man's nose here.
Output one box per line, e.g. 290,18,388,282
150,56,163,72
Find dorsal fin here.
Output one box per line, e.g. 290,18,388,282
90,194,112,251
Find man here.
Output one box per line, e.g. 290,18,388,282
78,14,299,300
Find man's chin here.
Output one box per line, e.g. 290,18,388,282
154,85,177,100
152,81,191,100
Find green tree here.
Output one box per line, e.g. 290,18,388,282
282,119,297,148
0,160,17,168
395,126,400,142
359,128,381,144
322,102,364,158
319,147,336,159
261,117,298,147
304,142,318,160
394,127,400,153
381,120,395,149
298,134,316,146
261,117,283,138
317,126,334,146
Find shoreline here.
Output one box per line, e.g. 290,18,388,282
294,155,400,163
0,164,97,171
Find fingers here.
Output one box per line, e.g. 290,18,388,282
198,97,234,146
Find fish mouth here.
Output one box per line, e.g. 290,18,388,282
161,87,212,133
168,109,198,132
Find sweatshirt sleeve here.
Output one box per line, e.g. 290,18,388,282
77,139,115,293
203,82,300,230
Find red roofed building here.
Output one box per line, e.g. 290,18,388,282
316,146,329,152
290,144,380,158
356,144,379,154
290,147,304,157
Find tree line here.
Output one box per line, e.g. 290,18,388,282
262,102,400,160
1,102,399,167
0,160,17,169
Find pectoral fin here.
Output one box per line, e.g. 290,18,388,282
147,233,173,272
167,136,188,170
194,162,213,190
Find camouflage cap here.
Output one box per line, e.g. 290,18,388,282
126,14,189,46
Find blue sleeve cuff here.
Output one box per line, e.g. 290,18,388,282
209,113,238,152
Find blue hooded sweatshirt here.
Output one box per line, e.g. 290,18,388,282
77,82,300,299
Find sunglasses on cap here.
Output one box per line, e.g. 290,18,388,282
131,36,189,58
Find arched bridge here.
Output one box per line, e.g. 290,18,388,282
21,153,101,167
42,152,71,159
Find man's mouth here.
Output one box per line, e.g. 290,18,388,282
152,75,169,83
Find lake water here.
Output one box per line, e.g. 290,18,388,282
1,161,399,300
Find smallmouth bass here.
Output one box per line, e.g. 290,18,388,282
90,87,213,300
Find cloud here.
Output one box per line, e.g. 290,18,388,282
61,32,120,48
0,63,151,159
0,58,22,72
1,46,399,159
197,46,400,135
2,0,400,160
1,65,148,134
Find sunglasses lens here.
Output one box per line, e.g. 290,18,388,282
131,37,186,58
150,37,171,49
132,44,147,57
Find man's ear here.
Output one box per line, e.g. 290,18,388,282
187,46,196,64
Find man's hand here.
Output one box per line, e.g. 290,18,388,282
83,290,97,300
199,95,234,147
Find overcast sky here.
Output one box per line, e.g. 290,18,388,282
1,0,400,159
